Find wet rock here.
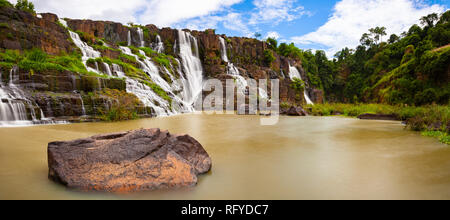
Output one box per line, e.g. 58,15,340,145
357,114,399,121
48,128,212,192
286,106,308,116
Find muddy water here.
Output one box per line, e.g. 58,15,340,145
0,114,449,200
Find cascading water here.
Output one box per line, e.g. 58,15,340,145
153,35,165,53
137,28,145,47
57,20,203,117
178,30,204,106
119,46,194,115
0,67,43,126
112,64,125,78
219,37,249,95
127,30,132,46
103,63,113,76
289,64,314,105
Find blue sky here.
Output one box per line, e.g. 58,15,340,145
12,0,450,57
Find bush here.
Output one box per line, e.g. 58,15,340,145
0,0,13,8
263,49,275,67
99,89,141,121
15,0,35,14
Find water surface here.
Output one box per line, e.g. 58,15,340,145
0,114,449,200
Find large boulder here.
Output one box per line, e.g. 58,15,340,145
48,128,212,192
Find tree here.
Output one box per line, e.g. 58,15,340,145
266,37,278,50
263,49,275,67
290,78,305,94
360,33,374,47
369,27,387,44
254,32,262,39
420,13,439,28
388,34,400,44
15,0,35,14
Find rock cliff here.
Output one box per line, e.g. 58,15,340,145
0,5,322,124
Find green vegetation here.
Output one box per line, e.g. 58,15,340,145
263,49,275,67
290,78,305,101
0,0,13,8
0,48,111,78
322,11,449,105
15,0,35,14
308,103,449,144
264,12,449,107
422,131,450,145
139,47,177,71
98,89,141,121
142,80,172,105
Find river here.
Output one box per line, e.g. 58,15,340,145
0,114,449,200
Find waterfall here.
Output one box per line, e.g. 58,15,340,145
65,26,101,73
56,20,202,117
219,37,248,95
127,30,131,46
219,37,229,63
153,35,165,53
77,94,86,116
288,64,314,105
103,62,113,76
137,28,145,47
0,67,44,127
112,64,126,78
178,30,204,106
119,46,194,115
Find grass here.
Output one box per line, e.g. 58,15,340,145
0,49,112,79
142,80,172,105
422,131,450,145
308,103,450,144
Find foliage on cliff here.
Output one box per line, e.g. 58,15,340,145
303,11,450,106
0,48,108,78
97,89,142,121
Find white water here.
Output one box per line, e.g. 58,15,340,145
79,94,86,116
112,64,126,78
153,35,165,53
137,28,145,47
64,23,101,74
103,62,113,76
219,37,251,96
0,67,43,126
127,30,131,46
289,64,314,105
178,30,203,106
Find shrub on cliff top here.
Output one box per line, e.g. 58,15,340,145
15,0,35,14
0,0,13,8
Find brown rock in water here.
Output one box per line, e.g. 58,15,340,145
48,129,212,192
286,106,308,116
357,114,399,121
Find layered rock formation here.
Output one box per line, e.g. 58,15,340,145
0,5,323,125
48,128,212,192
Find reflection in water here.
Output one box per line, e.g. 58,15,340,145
0,115,449,200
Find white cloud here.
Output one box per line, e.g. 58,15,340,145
138,0,243,27
291,0,446,57
11,0,146,24
10,0,243,26
266,31,281,39
250,0,309,25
